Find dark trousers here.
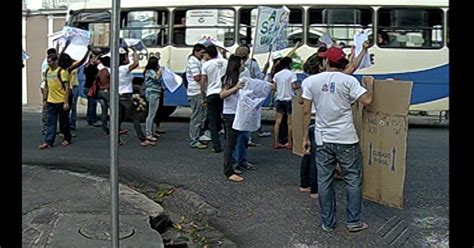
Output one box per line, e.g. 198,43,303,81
83,87,98,124
206,94,223,151
119,93,145,141
98,90,110,134
223,114,239,177
300,122,318,194
45,102,71,146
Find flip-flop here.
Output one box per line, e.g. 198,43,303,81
227,174,244,182
38,143,51,150
61,141,71,146
347,222,368,232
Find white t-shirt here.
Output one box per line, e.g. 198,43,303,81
118,65,133,94
273,69,297,101
186,55,202,96
301,71,367,144
223,70,248,115
202,58,227,96
301,78,316,115
40,58,48,89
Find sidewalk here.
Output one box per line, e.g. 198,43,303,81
22,165,164,247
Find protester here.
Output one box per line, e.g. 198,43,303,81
83,53,100,126
40,48,58,134
301,46,374,232
143,56,163,142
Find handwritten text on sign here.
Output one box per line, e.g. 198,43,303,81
254,6,290,54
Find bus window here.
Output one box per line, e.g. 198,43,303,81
239,7,303,47
121,10,169,47
307,7,373,48
173,9,235,47
377,8,443,49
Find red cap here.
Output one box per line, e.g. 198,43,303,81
318,47,346,63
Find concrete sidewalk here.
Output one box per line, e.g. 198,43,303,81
22,165,164,247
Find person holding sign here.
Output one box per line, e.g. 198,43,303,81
301,46,374,233
220,55,247,182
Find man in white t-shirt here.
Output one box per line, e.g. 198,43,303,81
200,45,227,153
301,46,374,233
186,43,208,149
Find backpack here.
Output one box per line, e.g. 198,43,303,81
44,67,67,90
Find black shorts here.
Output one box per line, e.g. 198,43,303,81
275,100,292,114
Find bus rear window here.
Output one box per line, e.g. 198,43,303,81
377,8,444,49
307,7,373,48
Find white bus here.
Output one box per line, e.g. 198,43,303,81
66,0,449,115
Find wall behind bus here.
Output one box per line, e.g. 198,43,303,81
24,13,66,106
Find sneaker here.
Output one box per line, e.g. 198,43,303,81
191,142,208,149
241,162,257,170
199,134,212,142
257,131,272,137
140,140,156,147
310,193,319,199
146,135,158,141
248,140,260,147
299,187,310,192
321,225,335,232
347,222,368,232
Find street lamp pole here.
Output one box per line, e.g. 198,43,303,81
110,0,121,246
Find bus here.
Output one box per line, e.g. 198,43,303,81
66,0,449,117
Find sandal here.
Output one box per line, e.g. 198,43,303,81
233,168,242,175
61,140,71,146
227,174,244,182
299,187,310,192
140,140,156,147
38,143,51,150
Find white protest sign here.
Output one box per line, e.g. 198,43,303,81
161,67,183,93
232,77,273,131
123,38,146,51
353,32,372,70
253,6,290,54
61,26,91,61
320,32,334,48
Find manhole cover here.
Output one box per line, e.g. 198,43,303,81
79,222,135,241
377,216,410,247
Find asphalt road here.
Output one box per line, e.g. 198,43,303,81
22,112,449,247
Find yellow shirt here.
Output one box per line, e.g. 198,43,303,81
69,68,79,88
46,67,70,103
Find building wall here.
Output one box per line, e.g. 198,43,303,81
25,15,47,106
24,13,66,106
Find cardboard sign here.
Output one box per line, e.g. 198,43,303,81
292,95,305,156
355,79,413,209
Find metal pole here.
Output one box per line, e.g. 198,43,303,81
110,0,121,246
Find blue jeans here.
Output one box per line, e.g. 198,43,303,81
300,124,317,194
188,95,206,146
69,86,79,129
315,142,363,229
83,88,98,124
45,102,71,146
145,91,161,137
233,131,250,166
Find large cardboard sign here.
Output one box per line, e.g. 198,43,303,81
292,95,305,156
355,79,413,209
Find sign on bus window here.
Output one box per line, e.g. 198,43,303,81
122,10,169,47
90,23,110,47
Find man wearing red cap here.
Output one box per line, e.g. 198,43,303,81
301,46,374,233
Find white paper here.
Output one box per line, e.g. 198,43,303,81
22,50,29,61
353,32,372,70
64,42,89,61
320,33,334,48
232,77,273,131
161,67,183,93
123,38,146,51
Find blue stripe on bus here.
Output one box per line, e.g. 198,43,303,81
135,64,449,106
354,64,449,104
